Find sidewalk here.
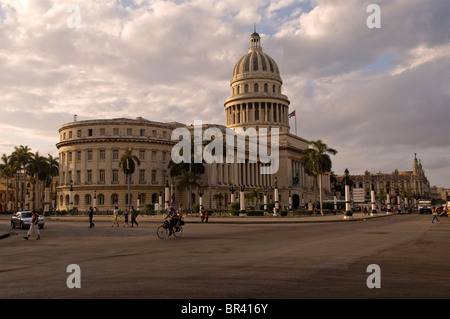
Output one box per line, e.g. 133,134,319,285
0,212,395,239
47,211,394,224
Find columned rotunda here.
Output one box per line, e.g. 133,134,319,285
225,32,290,133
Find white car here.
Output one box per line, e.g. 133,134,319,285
11,211,45,229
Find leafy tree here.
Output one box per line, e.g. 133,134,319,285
300,140,337,214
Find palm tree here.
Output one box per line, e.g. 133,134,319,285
45,154,59,212
300,139,337,215
119,147,141,212
0,154,17,211
168,138,206,210
26,152,48,210
11,145,32,209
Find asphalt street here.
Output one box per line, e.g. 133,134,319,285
0,213,448,299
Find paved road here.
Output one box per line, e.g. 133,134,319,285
0,213,448,299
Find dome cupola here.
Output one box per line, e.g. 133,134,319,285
225,30,291,133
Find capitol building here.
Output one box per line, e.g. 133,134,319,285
56,31,331,212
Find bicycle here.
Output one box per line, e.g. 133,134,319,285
157,219,184,239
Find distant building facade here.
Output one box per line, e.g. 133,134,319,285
337,155,431,202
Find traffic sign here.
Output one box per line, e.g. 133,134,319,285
353,188,365,203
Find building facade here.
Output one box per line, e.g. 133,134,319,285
336,155,431,202
56,32,331,212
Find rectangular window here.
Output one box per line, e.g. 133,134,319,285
139,150,145,160
99,150,105,160
139,169,145,183
76,151,81,161
77,130,81,137
127,128,132,135
151,170,157,184
87,150,93,160
68,152,72,162
162,151,167,162
112,150,119,160
100,128,105,136
112,169,119,183
113,128,119,135
76,170,81,184
151,150,157,161
99,169,105,183
88,129,93,136
140,129,145,136
87,170,92,183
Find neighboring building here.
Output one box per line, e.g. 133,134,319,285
56,31,331,212
337,155,431,202
430,186,450,203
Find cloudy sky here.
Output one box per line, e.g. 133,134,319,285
1,0,449,187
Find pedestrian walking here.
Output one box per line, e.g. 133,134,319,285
131,206,139,227
88,206,95,228
204,210,209,223
200,208,205,223
432,207,440,224
112,206,120,227
23,210,40,240
123,209,129,227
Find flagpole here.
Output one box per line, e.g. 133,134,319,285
295,111,297,136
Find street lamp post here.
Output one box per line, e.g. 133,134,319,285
69,180,73,211
274,177,279,215
25,187,29,210
164,180,169,210
198,188,204,212
344,169,352,219
263,186,268,212
229,184,236,204
288,190,292,212
239,185,245,215
370,184,377,216
93,190,97,211
158,191,163,213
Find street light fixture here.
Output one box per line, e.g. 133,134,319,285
344,169,352,219
198,188,204,212
69,180,74,211
229,184,236,204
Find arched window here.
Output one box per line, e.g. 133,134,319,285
111,193,119,205
74,194,79,206
254,83,259,92
245,84,249,93
264,83,268,92
98,194,105,205
85,194,91,205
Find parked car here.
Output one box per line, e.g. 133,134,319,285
419,208,432,214
11,211,45,229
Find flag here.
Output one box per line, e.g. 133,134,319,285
288,110,296,118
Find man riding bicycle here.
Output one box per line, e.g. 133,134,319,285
165,206,181,237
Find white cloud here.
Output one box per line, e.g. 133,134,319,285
1,0,450,187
